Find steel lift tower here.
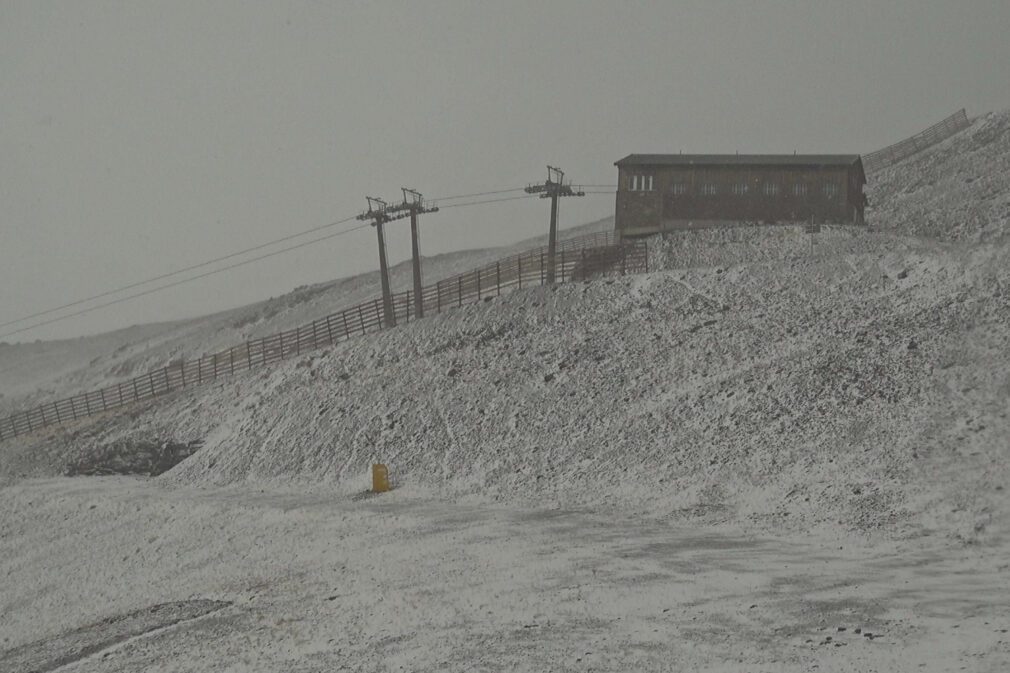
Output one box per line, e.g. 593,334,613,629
525,166,584,284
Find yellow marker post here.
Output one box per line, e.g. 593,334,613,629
372,464,390,493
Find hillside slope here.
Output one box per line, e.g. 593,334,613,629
4,111,1010,543
867,109,1010,241
7,227,1008,543
0,217,612,415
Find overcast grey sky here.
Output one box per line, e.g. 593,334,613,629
2,0,1008,342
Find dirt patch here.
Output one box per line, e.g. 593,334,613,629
65,439,203,477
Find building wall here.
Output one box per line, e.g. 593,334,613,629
616,165,863,235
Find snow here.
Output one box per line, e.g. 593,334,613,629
0,217,613,418
3,112,1010,669
1,477,1008,671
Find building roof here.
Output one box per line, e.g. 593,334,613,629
615,154,863,168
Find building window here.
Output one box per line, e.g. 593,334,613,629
732,182,749,196
792,183,808,196
671,183,687,196
630,175,654,191
701,183,718,196
823,182,839,199
763,182,780,196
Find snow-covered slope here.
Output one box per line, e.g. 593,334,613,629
867,109,1010,241
4,111,1010,543
6,227,1008,543
0,218,613,415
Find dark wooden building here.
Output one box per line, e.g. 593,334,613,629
614,154,867,236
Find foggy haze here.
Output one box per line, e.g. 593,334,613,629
2,0,1008,342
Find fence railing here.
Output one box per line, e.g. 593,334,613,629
0,232,647,441
862,108,970,174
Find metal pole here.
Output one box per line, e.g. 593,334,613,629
410,209,424,318
376,220,396,328
547,191,559,284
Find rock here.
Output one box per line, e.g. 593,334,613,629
897,269,909,279
544,373,555,383
907,339,918,350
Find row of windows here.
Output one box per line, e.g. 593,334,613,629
629,174,654,191
629,177,840,198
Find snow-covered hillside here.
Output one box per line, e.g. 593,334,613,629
4,111,1010,543
867,109,1010,241
0,218,613,416
3,112,1010,673
5,230,1008,545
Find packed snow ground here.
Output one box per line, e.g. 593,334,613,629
2,478,1008,672
3,110,1010,670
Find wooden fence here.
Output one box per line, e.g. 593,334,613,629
0,233,647,441
862,109,970,174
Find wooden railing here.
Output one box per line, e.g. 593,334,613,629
0,232,647,441
862,109,971,174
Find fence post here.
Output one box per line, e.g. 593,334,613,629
149,371,158,397
53,401,62,423
358,305,366,335
212,353,218,379
540,253,545,285
133,378,140,401
9,417,16,438
458,276,463,307
100,388,108,411
279,332,285,359
477,269,481,300
342,311,351,340
118,382,126,405
247,342,254,369
437,280,442,313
